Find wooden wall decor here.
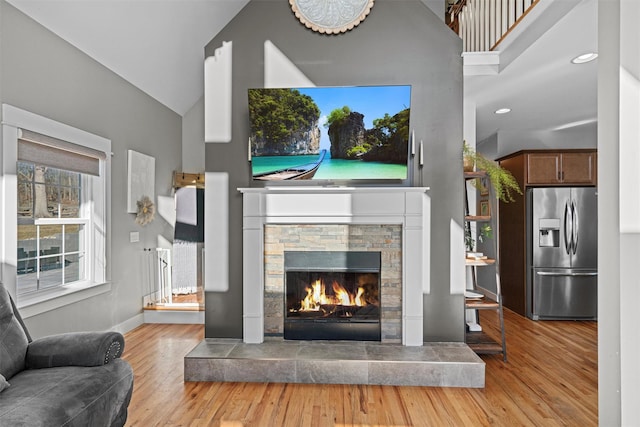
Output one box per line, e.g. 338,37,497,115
173,171,205,189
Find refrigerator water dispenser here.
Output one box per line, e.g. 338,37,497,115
538,218,560,247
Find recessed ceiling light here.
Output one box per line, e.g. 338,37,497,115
495,108,511,114
571,52,598,64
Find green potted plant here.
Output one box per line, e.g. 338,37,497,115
463,142,523,203
465,223,492,252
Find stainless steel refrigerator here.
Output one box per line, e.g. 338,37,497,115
527,187,597,320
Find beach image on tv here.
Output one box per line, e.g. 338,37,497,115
248,85,411,181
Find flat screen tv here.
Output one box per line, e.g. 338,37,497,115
248,85,411,182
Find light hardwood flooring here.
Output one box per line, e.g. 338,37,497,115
122,308,597,426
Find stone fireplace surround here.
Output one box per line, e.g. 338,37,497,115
184,187,485,387
265,224,401,342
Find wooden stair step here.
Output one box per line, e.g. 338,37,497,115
465,299,500,309
465,331,504,354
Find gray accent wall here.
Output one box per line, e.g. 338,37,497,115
0,2,181,337
201,0,465,341
182,99,205,173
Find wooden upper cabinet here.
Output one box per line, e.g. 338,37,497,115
526,151,597,186
526,153,560,184
561,152,596,184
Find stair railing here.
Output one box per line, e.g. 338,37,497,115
448,0,541,52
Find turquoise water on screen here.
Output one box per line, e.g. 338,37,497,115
251,153,407,180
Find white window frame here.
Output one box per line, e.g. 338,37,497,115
2,104,111,318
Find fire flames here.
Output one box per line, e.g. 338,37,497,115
300,279,367,312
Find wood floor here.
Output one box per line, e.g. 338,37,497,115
121,308,597,426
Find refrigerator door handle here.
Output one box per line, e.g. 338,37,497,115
536,271,598,277
572,200,579,255
563,201,572,254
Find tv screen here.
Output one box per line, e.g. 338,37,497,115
248,85,411,182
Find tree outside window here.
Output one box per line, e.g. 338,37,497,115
17,162,85,295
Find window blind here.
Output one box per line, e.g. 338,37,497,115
18,129,106,176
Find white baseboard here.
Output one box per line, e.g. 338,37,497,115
112,313,144,334
143,310,205,324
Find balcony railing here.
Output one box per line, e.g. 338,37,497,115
448,0,541,52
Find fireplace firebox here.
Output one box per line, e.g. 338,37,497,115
284,251,381,341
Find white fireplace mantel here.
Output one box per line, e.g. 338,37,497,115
239,186,430,346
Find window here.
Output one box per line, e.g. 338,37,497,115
17,162,86,296
2,104,111,312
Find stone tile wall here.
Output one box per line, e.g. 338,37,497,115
264,224,402,342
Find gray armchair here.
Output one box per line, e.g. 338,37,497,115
0,286,133,426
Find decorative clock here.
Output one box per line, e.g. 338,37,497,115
290,0,375,34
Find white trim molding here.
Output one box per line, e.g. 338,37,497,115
238,186,430,346
1,104,111,315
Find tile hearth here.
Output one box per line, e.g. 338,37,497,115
206,188,482,387
184,339,485,388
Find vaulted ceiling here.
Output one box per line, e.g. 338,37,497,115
6,0,597,152
7,0,250,116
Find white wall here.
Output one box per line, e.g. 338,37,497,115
487,123,598,159
598,0,640,424
616,0,640,423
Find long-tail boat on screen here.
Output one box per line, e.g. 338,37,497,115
253,150,326,181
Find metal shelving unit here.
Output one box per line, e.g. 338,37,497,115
464,171,507,362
